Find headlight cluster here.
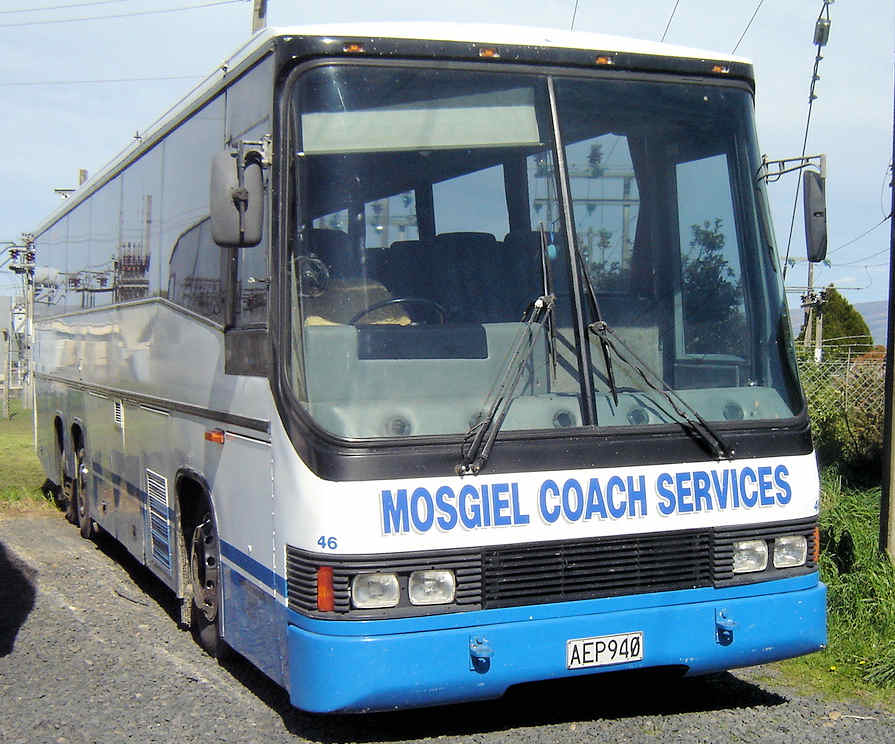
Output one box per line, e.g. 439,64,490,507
350,570,456,609
732,535,808,574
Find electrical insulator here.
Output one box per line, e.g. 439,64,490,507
814,18,831,47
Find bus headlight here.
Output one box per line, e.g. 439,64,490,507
351,573,399,608
408,570,456,605
732,539,768,573
774,535,808,568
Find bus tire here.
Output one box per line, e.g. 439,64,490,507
76,448,95,540
189,501,228,659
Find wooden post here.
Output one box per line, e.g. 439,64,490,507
879,60,895,562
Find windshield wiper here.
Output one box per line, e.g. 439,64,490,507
538,224,558,380
573,242,619,406
457,294,555,475
588,320,734,460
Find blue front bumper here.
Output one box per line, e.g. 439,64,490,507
286,574,826,713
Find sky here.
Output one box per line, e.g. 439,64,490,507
1,0,892,308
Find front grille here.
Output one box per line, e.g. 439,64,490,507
285,517,817,618
482,530,713,608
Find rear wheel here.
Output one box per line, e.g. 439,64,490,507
76,447,95,540
61,449,77,524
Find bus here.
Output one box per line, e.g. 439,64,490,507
31,24,826,713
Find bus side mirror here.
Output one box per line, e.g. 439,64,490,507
210,149,263,247
803,169,827,262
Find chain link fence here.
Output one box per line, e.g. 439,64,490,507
796,344,885,468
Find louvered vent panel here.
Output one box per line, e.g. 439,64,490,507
114,400,123,427
145,469,172,572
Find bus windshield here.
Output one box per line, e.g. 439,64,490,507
286,64,802,440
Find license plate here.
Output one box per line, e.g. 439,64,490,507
566,631,644,670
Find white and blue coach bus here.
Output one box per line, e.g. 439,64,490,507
32,24,825,713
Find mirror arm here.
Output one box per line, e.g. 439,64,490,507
231,136,272,242
756,153,826,184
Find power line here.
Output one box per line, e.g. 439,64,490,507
570,0,580,32
782,0,834,281
0,0,246,29
731,0,765,54
830,245,890,268
827,215,892,257
0,1,128,14
660,0,681,42
0,74,202,87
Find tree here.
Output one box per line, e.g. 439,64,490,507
681,218,745,354
798,286,872,359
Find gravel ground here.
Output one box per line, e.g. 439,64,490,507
1,512,893,744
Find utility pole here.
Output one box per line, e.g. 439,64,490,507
252,0,267,34
879,58,895,562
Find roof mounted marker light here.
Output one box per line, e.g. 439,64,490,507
478,47,500,59
712,64,731,75
595,55,615,66
343,42,365,53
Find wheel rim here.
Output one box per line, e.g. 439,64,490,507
76,450,88,523
190,515,219,623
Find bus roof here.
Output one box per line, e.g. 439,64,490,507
267,22,750,65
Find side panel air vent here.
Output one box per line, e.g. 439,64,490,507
145,469,172,572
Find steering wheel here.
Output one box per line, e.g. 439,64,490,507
349,297,447,325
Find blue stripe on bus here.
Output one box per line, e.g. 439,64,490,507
90,461,285,595
220,541,285,595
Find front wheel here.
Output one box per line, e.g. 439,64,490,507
189,508,227,658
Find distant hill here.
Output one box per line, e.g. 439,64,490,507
854,300,888,347
789,299,888,347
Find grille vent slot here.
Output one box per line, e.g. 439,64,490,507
145,469,172,572
113,400,124,428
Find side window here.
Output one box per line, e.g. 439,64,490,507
168,218,225,322
675,153,746,357
365,192,418,247
433,164,508,238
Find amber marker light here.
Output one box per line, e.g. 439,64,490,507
595,56,615,66
812,527,820,565
317,566,335,611
204,429,225,445
478,47,500,59
343,42,365,53
711,64,731,74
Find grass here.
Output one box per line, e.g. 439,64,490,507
0,399,55,513
776,468,895,711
